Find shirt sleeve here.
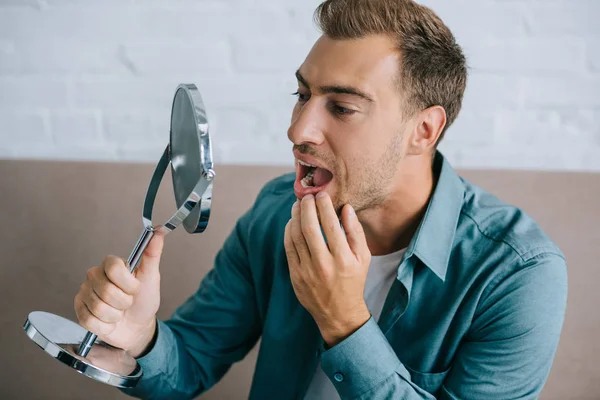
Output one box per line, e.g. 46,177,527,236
440,253,567,399
119,204,262,400
320,316,436,399
320,253,567,400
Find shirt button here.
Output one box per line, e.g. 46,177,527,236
333,372,344,382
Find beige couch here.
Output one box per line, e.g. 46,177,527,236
1,159,599,399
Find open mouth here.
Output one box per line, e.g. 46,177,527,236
297,159,334,188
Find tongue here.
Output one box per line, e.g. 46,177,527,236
313,167,333,187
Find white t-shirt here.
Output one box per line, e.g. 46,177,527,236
303,247,407,400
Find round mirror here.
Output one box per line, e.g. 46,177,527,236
170,84,214,234
23,83,216,389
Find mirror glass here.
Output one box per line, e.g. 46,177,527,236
169,84,214,234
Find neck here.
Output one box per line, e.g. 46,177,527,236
357,155,436,256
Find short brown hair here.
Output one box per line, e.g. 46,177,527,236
314,0,467,146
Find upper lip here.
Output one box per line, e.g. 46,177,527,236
293,151,327,171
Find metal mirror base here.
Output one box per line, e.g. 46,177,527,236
23,311,142,388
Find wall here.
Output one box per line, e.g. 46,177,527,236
0,0,598,171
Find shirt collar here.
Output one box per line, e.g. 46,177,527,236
404,151,465,282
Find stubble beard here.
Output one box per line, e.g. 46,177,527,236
335,133,404,218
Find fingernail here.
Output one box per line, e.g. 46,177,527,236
348,205,356,216
303,194,314,201
292,200,300,208
316,191,326,199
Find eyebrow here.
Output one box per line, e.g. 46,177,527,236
295,70,375,103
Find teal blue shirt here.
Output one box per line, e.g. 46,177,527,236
121,152,567,400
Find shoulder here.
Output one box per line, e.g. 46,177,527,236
452,179,568,339
457,176,565,264
244,172,297,236
255,172,297,201
453,177,567,312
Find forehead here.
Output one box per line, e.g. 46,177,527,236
298,34,400,98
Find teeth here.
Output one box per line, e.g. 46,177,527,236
298,159,317,188
300,170,315,187
298,159,317,168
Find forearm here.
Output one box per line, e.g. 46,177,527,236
320,316,435,400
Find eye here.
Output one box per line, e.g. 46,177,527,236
291,91,310,103
331,104,356,116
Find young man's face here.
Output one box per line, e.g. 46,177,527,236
289,34,411,215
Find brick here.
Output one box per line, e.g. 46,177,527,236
0,0,41,6
580,150,600,171
527,2,600,35
9,143,117,162
0,77,68,110
135,4,292,40
465,38,586,73
49,111,102,145
194,72,299,109
523,77,600,107
0,0,133,6
103,112,169,145
284,1,326,40
121,40,232,75
461,73,523,111
420,1,527,41
590,110,600,147
69,79,177,110
443,111,495,147
494,109,598,147
0,112,50,143
588,40,600,72
233,36,314,73
435,142,462,166
0,40,19,74
0,148,15,158
211,107,267,143
1,0,598,172
115,143,167,163
266,102,298,141
14,39,123,75
457,145,599,172
0,6,140,40
219,138,292,165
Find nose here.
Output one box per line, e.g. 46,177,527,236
287,100,325,146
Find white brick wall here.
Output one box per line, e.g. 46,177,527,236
0,0,598,171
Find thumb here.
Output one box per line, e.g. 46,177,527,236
135,229,165,277
341,204,369,261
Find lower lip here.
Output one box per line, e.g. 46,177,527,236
293,171,333,198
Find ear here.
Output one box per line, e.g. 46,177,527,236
406,105,446,156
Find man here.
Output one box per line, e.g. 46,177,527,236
74,0,567,399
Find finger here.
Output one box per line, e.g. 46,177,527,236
284,219,300,267
300,194,329,260
103,256,141,296
291,200,311,263
341,204,370,262
315,191,349,258
74,292,116,337
89,267,134,311
137,231,165,275
80,282,124,324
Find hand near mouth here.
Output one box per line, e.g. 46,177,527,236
284,191,372,349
